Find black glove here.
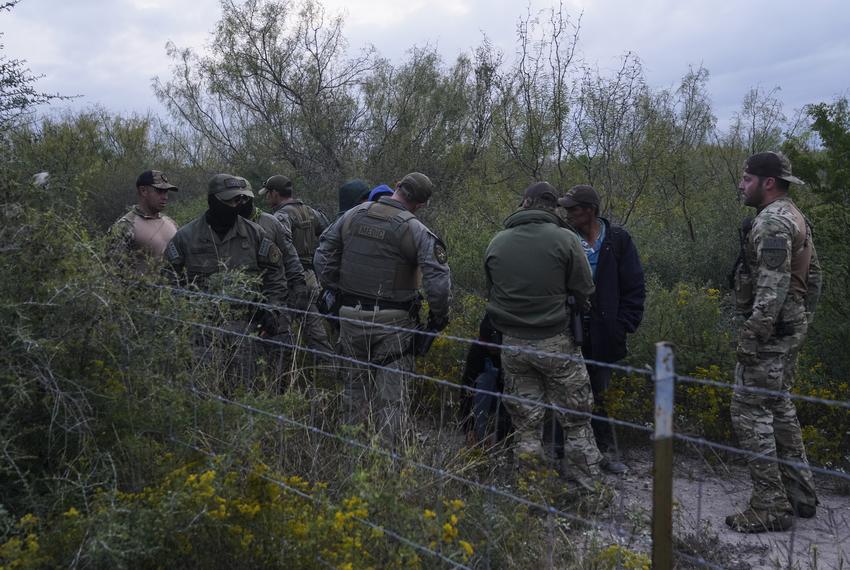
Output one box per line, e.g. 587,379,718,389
412,326,437,356
290,283,310,311
256,311,279,337
427,312,449,332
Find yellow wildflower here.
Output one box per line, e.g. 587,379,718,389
459,540,474,557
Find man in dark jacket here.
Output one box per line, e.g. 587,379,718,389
558,184,645,474
485,182,602,495
336,179,371,219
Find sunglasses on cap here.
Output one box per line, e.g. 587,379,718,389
218,194,251,207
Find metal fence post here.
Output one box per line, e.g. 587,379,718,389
653,341,674,570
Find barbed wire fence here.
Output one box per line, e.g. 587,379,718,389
134,282,849,569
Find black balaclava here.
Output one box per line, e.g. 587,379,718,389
206,195,243,237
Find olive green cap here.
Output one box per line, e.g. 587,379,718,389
397,172,434,204
258,174,293,197
208,173,254,200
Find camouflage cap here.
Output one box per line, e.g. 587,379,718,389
744,151,805,185
258,174,293,197
397,172,434,204
520,181,558,207
136,170,178,191
558,184,600,208
208,173,254,200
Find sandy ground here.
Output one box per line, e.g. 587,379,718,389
606,448,850,569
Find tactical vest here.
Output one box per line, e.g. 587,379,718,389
338,201,419,303
281,201,319,266
785,203,813,297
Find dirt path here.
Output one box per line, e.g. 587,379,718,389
608,449,850,569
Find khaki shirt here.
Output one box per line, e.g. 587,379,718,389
109,206,178,271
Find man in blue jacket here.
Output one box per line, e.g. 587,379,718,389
558,184,646,474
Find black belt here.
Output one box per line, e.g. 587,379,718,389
340,294,415,312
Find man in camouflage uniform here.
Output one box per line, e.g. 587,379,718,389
108,170,179,272
314,172,451,444
727,152,822,533
259,175,334,357
165,174,288,389
484,182,602,496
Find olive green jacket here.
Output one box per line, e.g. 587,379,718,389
484,208,594,339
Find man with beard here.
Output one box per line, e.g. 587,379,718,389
726,151,821,533
165,173,288,389
109,170,179,272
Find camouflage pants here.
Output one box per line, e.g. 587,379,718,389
731,321,817,512
337,305,415,445
502,332,602,491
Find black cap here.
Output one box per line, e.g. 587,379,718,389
558,184,600,208
744,152,805,185
520,181,558,206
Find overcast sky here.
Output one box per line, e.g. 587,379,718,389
4,0,849,127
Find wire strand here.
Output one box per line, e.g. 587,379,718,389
141,309,654,435
187,386,635,540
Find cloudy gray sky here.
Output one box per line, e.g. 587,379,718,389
4,0,849,126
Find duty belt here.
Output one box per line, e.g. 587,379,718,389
340,294,415,312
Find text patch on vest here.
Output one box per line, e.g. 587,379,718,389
357,224,386,241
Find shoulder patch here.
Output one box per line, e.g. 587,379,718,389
760,236,787,270
269,244,282,265
428,231,448,265
258,237,272,257
434,242,448,265
165,241,180,263
258,238,282,265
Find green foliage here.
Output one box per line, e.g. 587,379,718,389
7,110,201,231
4,2,850,566
626,278,734,372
